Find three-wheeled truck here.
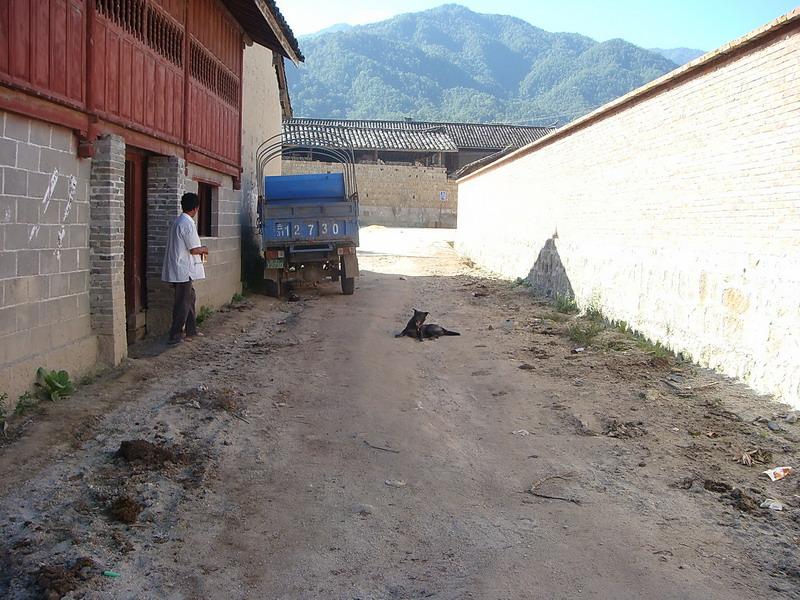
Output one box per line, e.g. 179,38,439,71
260,171,359,296
255,127,361,297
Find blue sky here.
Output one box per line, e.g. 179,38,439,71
280,0,798,51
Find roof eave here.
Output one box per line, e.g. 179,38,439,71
254,0,303,64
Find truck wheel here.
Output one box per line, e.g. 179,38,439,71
341,277,355,295
340,258,355,295
265,277,283,298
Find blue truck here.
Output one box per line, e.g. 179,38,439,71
261,172,359,297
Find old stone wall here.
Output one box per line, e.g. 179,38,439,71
282,160,458,228
456,15,800,406
0,111,97,403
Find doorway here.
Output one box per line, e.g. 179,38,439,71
124,149,148,343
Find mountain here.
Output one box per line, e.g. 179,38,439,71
650,47,705,65
286,4,681,125
300,23,353,39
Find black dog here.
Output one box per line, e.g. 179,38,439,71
395,309,428,338
417,323,460,340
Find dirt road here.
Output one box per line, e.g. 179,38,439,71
1,227,799,599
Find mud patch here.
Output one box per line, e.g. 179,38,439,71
117,439,182,467
723,488,761,513
602,418,647,438
37,557,98,600
109,495,144,524
244,339,298,356
702,479,732,493
171,386,245,414
526,346,553,359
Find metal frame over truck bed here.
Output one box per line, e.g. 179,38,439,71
255,128,360,296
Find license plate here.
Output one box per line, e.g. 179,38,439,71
319,220,345,237
265,259,284,269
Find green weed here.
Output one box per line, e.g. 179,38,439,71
14,391,37,416
554,294,579,314
584,306,605,323
0,392,7,422
635,337,672,359
196,305,214,325
231,292,245,303
567,321,604,346
546,311,570,323
615,320,631,334
35,368,75,401
514,277,532,288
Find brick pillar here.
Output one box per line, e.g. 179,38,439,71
89,134,127,365
146,156,185,336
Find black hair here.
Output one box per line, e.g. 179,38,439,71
181,192,200,213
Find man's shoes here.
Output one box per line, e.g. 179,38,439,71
185,332,205,341
167,337,183,345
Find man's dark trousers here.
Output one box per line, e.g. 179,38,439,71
169,280,197,342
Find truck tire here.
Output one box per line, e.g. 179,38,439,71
341,277,355,295
265,276,283,298
340,258,355,295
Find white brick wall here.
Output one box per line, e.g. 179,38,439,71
456,17,800,406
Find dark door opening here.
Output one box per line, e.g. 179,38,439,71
124,149,148,343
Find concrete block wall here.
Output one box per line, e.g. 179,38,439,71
283,160,458,228
0,110,97,403
185,164,242,310
456,16,800,406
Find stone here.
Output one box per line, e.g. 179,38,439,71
352,503,374,516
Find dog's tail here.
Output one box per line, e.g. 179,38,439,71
442,329,460,336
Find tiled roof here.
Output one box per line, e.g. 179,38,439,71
223,0,303,62
284,118,554,151
437,122,552,150
283,121,458,153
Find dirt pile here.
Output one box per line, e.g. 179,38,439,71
36,557,98,600
109,495,144,524
117,439,182,466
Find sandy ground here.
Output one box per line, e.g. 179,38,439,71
1,226,799,599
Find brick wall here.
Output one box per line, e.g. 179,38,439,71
145,155,185,336
89,135,127,365
456,15,800,406
0,111,97,403
283,160,458,228
145,159,242,335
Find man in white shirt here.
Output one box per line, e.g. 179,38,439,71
162,192,209,344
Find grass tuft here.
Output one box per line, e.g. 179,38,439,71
14,391,38,416
554,294,579,314
567,321,604,346
196,305,214,325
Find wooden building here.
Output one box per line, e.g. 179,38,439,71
0,0,301,399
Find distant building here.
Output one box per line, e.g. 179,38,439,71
280,118,553,228
283,118,553,175
0,0,301,399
